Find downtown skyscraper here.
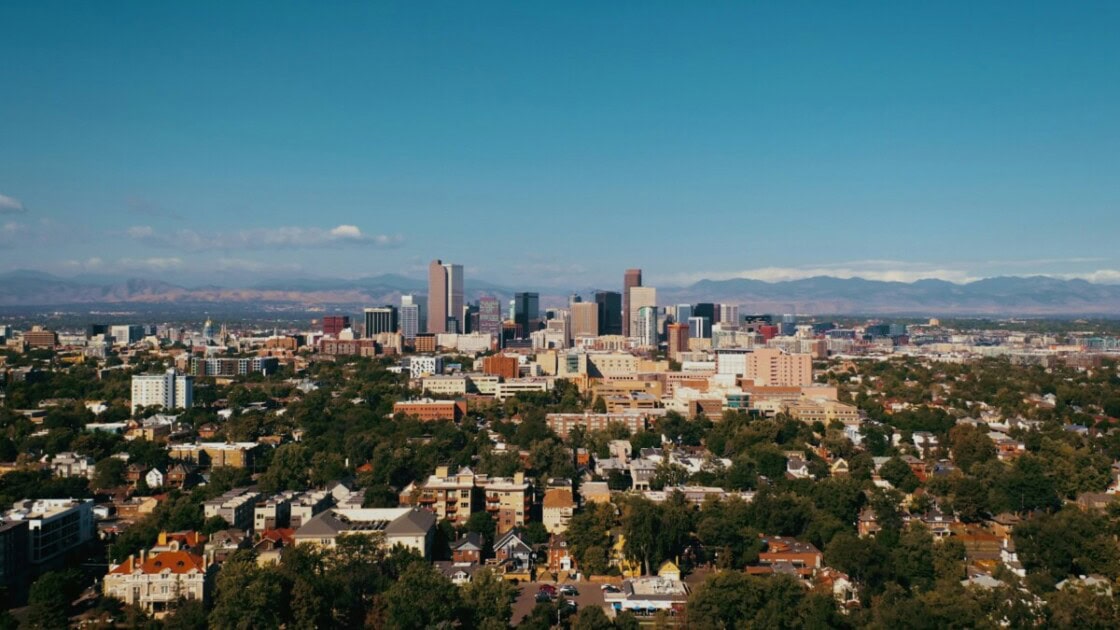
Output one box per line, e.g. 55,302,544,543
622,268,642,337
427,260,465,334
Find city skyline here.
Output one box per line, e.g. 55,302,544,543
1,3,1119,288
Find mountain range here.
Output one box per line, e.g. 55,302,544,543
0,270,1118,315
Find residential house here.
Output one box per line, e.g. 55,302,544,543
547,535,577,575
103,546,216,618
748,536,823,580
145,468,165,489
206,529,249,562
451,532,485,563
254,528,295,566
542,487,575,534
433,561,486,586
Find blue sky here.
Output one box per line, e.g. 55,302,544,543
1,2,1118,289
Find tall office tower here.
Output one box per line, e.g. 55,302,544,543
688,316,711,339
364,306,398,337
667,323,689,360
693,303,715,325
427,260,449,334
636,306,658,348
322,315,350,337
478,297,502,337
513,292,540,338
402,294,427,332
628,286,656,338
675,304,693,326
399,304,420,340
622,268,642,337
461,303,478,334
131,369,193,416
594,291,622,335
444,263,464,333
571,302,600,339
569,294,582,309
720,304,740,327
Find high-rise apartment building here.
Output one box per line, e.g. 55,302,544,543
478,297,502,338
594,291,622,336
571,302,600,339
628,286,656,338
636,306,658,348
364,307,398,337
622,269,642,337
131,369,193,416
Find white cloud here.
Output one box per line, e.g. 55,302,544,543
215,257,304,273
656,261,980,286
65,256,184,272
128,224,404,250
0,194,26,214
1057,269,1120,284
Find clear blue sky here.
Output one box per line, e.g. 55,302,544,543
1,2,1118,289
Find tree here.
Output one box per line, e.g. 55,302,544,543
461,568,517,629
163,598,209,630
573,605,614,629
258,443,310,493
948,425,996,473
1047,582,1120,629
92,456,126,489
878,457,920,493
25,570,80,630
383,563,461,629
567,502,615,575
209,551,285,629
465,510,498,551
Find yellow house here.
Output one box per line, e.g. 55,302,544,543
657,559,682,581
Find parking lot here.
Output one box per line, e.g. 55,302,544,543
511,581,609,625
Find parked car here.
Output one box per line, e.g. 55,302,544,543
559,585,579,596
600,584,621,593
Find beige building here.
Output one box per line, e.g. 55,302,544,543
627,287,657,340
783,398,861,424
571,302,600,339
400,467,533,533
169,442,259,469
542,487,575,534
399,466,479,526
104,547,216,618
745,348,813,387
293,507,436,558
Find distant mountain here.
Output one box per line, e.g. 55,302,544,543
0,270,1118,315
658,275,1120,315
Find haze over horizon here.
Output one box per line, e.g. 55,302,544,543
2,2,1118,289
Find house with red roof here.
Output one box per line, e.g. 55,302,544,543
102,544,216,618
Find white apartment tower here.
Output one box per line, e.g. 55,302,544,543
131,369,193,415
